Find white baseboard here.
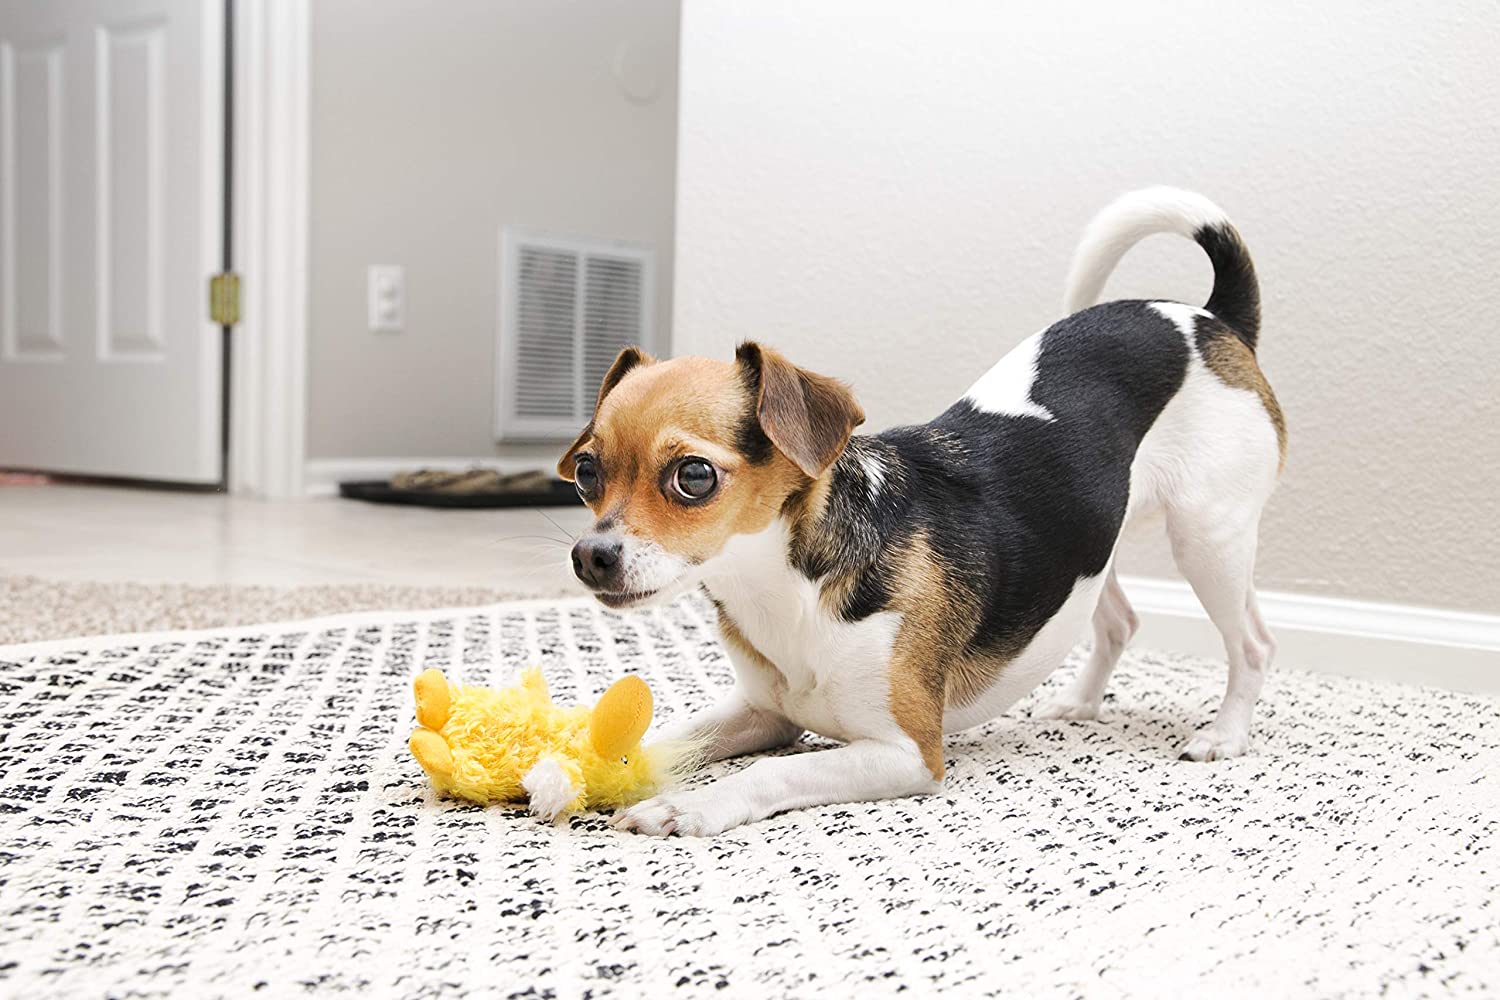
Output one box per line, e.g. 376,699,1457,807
303,455,561,496
1121,575,1500,694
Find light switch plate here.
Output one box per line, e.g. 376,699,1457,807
367,265,404,332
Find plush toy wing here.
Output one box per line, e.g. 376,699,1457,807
590,675,654,759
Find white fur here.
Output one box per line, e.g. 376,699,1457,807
697,521,908,746
522,756,579,823
960,331,1055,421
612,534,694,601
1063,187,1231,315
860,451,887,498
1147,300,1212,340
1034,569,1138,721
1140,344,1280,759
612,521,939,836
611,739,937,837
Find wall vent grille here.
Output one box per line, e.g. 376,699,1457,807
497,229,654,441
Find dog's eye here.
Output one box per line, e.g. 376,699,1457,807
574,456,601,499
672,459,718,502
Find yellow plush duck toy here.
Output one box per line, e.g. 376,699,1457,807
408,666,685,822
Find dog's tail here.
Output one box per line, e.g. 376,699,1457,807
1063,187,1261,349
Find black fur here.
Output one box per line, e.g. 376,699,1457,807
1195,223,1260,349
791,301,1191,659
734,367,777,466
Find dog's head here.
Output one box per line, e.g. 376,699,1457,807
557,344,864,608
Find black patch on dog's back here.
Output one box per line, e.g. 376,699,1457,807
798,301,1191,658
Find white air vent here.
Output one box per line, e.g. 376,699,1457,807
496,229,656,441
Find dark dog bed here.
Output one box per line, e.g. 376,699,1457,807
339,468,582,508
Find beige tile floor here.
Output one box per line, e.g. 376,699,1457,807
0,483,594,591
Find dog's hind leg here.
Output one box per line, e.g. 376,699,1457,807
1168,512,1276,761
1034,568,1138,720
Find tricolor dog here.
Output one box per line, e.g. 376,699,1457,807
558,188,1285,836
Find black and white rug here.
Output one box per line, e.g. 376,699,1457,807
1,595,1497,997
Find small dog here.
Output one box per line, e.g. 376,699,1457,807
558,188,1284,836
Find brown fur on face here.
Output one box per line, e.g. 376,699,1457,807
556,346,653,477
1200,333,1287,470
557,345,860,566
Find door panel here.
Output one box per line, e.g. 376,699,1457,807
0,0,222,483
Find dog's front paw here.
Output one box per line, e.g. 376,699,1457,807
1179,726,1251,762
609,788,748,837
1032,696,1102,721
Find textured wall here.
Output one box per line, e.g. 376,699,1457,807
674,1,1500,614
307,0,679,458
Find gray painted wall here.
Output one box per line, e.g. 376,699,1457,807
307,0,679,459
675,1,1500,614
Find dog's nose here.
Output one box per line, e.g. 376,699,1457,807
571,536,623,590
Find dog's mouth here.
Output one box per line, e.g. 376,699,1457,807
594,589,659,609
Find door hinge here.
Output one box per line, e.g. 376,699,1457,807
209,272,241,326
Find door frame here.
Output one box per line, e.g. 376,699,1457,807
227,0,309,498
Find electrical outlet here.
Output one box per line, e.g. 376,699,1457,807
368,265,404,332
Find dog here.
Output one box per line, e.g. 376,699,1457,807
557,187,1284,836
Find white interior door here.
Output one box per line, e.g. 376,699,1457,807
0,0,223,483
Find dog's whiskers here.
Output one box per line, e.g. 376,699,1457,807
484,534,572,549
534,508,583,544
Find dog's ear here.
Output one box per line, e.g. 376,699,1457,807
735,342,865,479
557,346,654,479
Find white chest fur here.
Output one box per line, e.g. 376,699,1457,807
698,521,902,744
697,521,1108,743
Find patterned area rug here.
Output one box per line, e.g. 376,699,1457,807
1,595,1497,997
